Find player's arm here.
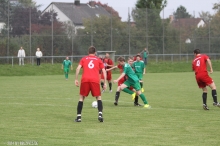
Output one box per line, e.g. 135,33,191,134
75,65,82,87
102,68,107,90
207,59,213,74
114,73,126,83
106,65,118,71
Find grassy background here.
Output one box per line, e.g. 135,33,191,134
0,73,220,146
1,60,220,76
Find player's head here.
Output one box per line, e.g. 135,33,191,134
20,47,23,49
193,49,200,55
136,54,141,61
117,56,125,65
88,46,96,55
105,53,110,58
37,48,40,51
127,56,133,65
66,56,69,60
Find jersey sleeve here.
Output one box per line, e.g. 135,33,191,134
123,64,128,74
99,59,104,69
79,58,84,67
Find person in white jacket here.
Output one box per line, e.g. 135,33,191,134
17,47,25,65
36,48,43,66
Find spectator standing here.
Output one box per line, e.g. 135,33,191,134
36,48,43,66
17,47,25,65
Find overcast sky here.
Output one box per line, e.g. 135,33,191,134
36,0,219,21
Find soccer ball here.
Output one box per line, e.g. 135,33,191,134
92,101,98,108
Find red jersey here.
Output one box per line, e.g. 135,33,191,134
117,64,123,74
79,55,104,83
103,58,113,70
133,56,143,61
192,54,209,75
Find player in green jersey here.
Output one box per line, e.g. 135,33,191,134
132,54,146,93
62,56,73,80
113,57,151,108
140,48,149,65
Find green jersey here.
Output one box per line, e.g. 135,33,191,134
63,60,72,69
123,63,139,83
132,60,145,74
143,51,148,58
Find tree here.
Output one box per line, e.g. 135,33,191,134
136,0,167,10
199,11,212,24
174,5,192,19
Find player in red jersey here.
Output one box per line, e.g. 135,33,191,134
74,46,107,122
101,53,114,92
192,49,220,110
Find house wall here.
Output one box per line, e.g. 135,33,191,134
197,20,205,28
0,22,5,33
42,3,70,22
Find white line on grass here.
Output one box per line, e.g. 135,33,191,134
0,100,201,112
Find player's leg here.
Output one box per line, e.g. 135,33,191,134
114,86,121,106
134,83,150,108
22,58,24,65
108,73,112,92
121,81,134,95
91,82,104,122
75,83,90,122
208,82,220,107
201,87,209,110
66,69,69,79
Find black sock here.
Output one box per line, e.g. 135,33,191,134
115,91,120,102
134,95,138,103
202,92,207,105
109,82,112,90
97,100,103,112
77,101,83,119
212,90,218,103
140,82,143,88
101,82,104,89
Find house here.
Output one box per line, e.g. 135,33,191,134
42,0,119,33
0,22,5,34
170,15,206,43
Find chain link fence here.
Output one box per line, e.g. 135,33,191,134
0,2,219,65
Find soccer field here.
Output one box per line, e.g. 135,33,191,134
0,73,220,146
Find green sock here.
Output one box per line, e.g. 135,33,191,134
122,88,134,95
67,73,68,79
139,94,148,104
65,73,68,79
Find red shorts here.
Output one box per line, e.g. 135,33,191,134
196,73,213,88
118,77,125,86
80,82,101,97
101,71,112,81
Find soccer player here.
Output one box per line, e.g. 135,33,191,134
140,48,149,65
192,49,220,110
61,56,73,80
101,53,114,92
113,57,151,108
132,54,146,92
106,57,141,106
75,46,107,122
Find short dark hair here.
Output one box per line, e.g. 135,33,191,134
117,56,125,62
193,49,200,54
136,54,141,58
88,46,96,54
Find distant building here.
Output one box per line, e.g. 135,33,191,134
42,0,119,33
169,15,206,43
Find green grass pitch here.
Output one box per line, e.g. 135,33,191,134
0,73,220,146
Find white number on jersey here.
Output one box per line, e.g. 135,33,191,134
196,60,200,67
88,60,94,69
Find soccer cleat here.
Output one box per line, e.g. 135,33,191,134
75,118,81,122
141,88,145,92
143,104,151,109
114,101,118,106
203,104,209,110
213,102,220,107
134,102,142,106
98,113,104,122
110,90,112,93
131,93,136,100
101,90,105,93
